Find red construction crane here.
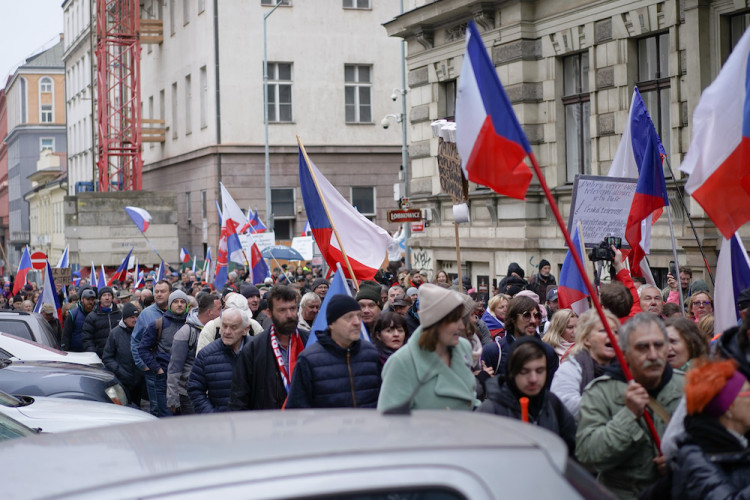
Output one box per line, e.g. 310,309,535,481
95,0,142,191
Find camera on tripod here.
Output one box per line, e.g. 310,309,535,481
588,236,621,262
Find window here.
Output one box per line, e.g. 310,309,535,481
159,88,165,120
171,82,178,138
185,74,192,135
271,188,295,240
183,0,189,24
729,12,750,52
345,64,372,123
562,52,590,183
40,77,52,93
439,80,457,120
170,0,175,35
637,33,670,163
201,190,207,219
19,77,27,123
266,62,293,122
200,66,208,128
41,104,53,123
40,138,54,152
343,0,370,8
198,0,205,14
351,186,376,221
186,191,192,224
261,0,291,5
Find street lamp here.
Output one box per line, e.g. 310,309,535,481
263,1,283,233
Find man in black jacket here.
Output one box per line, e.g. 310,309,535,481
286,295,380,408
229,285,309,410
102,303,144,405
81,286,122,358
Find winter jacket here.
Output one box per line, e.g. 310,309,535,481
285,329,381,409
137,310,187,373
196,315,262,354
487,333,559,383
81,304,122,358
478,336,577,454
61,303,89,351
228,327,310,410
575,363,684,500
102,320,143,390
671,414,750,500
130,303,166,371
377,325,479,411
527,272,556,303
614,268,643,324
188,336,250,413
475,318,492,346
166,309,203,408
550,350,609,423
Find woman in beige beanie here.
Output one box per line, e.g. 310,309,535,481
377,284,479,411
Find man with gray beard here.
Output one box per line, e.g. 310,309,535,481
575,313,684,499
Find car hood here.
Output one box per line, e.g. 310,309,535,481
60,351,102,366
2,397,155,433
1,360,115,381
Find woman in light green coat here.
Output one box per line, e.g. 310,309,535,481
377,284,479,411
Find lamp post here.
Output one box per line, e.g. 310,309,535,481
263,2,283,233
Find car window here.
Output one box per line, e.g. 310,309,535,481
34,316,60,349
0,348,10,360
0,413,36,441
0,321,34,341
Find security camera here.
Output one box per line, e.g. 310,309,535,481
381,117,390,129
391,91,399,101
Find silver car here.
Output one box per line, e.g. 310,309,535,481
0,410,613,499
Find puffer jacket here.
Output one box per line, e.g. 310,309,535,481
671,414,750,499
188,335,250,413
166,309,203,408
102,319,143,389
478,336,576,454
81,304,122,357
285,329,381,409
137,310,187,373
61,303,89,351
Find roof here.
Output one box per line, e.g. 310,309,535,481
19,40,65,70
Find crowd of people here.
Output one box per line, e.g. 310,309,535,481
9,248,750,499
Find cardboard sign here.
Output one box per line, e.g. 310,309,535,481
242,231,276,253
50,267,71,285
568,175,637,248
437,138,468,203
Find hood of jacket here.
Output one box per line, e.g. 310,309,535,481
507,263,525,279
185,308,203,329
717,325,750,378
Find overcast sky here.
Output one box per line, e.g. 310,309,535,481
0,0,64,84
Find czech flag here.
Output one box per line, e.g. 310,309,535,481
124,206,152,233
558,225,590,315
203,247,211,276
480,309,505,338
248,209,267,234
299,144,393,281
134,260,145,289
301,220,311,237
714,233,750,336
455,21,533,200
156,261,165,282
180,247,190,264
97,264,107,290
618,88,668,284
220,183,251,234
680,28,750,238
34,261,63,328
12,246,32,295
109,248,133,285
250,241,269,285
214,218,231,290
56,244,69,269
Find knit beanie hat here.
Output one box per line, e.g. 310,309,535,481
355,281,382,309
121,302,140,319
326,294,361,325
240,283,260,298
312,278,329,291
418,283,464,329
168,290,189,309
98,286,114,299
686,359,748,417
224,292,250,313
539,259,550,270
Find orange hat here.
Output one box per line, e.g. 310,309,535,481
685,359,747,416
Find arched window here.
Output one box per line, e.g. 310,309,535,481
40,77,53,93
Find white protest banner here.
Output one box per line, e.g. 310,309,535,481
291,236,314,261
241,232,276,254
568,175,637,248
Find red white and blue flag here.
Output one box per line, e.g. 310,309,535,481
203,247,212,277
97,264,107,290
301,219,311,237
250,241,269,285
12,246,32,295
680,28,750,238
299,146,392,281
612,88,668,284
124,206,152,233
180,247,190,264
156,261,165,282
456,21,533,200
558,225,590,315
33,261,62,328
714,233,750,336
248,209,267,234
220,183,251,234
134,260,145,289
56,245,69,269
108,248,133,285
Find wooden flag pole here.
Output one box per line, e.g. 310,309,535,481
297,136,360,291
666,205,687,317
527,152,662,452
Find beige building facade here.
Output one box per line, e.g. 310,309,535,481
385,0,750,290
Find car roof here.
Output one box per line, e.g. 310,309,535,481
0,410,568,498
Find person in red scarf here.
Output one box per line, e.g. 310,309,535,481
228,285,309,410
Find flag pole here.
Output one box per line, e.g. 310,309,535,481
455,222,463,293
248,224,285,279
527,152,662,452
666,205,687,317
662,158,715,286
136,230,166,264
297,136,360,291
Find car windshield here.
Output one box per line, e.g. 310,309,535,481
0,389,22,408
0,412,36,441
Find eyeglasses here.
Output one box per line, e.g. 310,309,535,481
693,301,711,308
521,311,542,320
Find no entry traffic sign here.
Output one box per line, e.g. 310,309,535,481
30,251,48,270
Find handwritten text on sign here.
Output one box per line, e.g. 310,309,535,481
568,175,637,248
437,138,468,203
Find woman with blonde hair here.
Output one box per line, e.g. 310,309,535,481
550,308,620,421
541,309,578,360
480,293,510,339
687,291,714,322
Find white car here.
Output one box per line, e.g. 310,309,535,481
0,389,155,433
0,333,102,366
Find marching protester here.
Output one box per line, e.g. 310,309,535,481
355,280,383,336
40,303,62,343
639,285,665,317
371,311,407,366
297,292,321,335
541,309,578,360
102,303,144,406
81,286,122,358
241,283,271,330
377,284,479,411
527,259,557,306
664,317,708,371
286,294,381,408
383,285,405,313
481,293,509,339
196,292,262,353
687,291,714,323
